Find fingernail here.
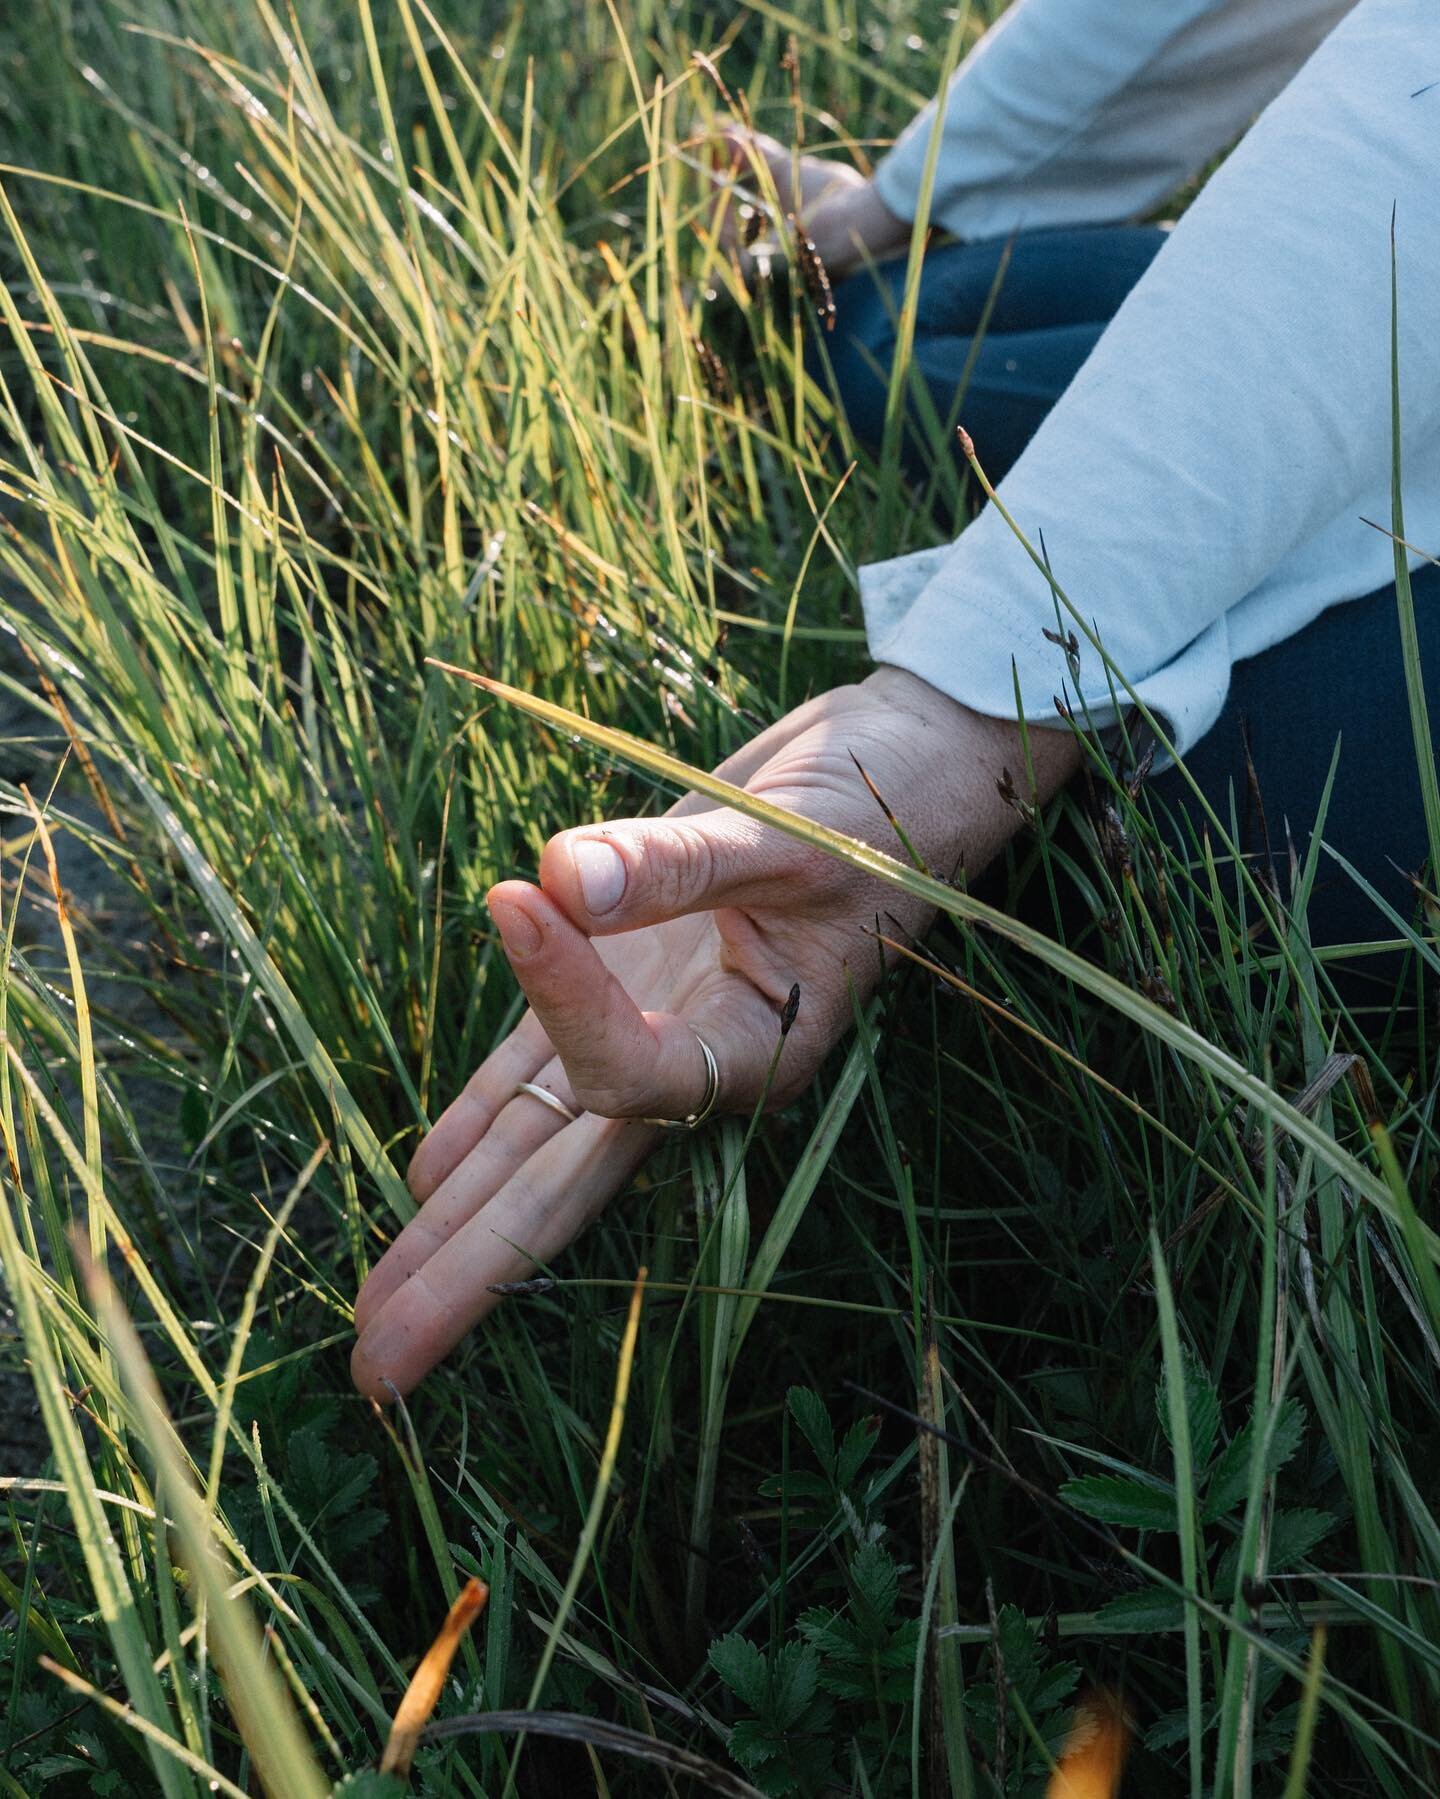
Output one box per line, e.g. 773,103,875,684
490,898,542,960
572,837,627,915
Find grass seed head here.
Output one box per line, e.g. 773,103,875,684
789,214,835,329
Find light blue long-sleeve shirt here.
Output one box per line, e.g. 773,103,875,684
860,0,1440,756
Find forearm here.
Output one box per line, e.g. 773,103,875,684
874,0,1350,241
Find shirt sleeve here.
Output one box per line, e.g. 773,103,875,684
858,0,1440,758
873,0,1352,241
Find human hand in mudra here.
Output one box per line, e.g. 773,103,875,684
350,667,1077,1399
712,126,911,282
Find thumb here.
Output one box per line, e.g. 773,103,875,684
538,808,837,935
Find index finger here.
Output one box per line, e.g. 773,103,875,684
486,881,725,1119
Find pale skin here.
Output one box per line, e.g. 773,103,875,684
350,148,1079,1401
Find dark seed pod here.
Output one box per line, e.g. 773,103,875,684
789,214,835,330
693,336,732,404
691,49,736,112
780,32,801,97
1126,742,1156,800
1042,623,1082,684
1097,799,1132,880
740,202,764,248
737,1517,767,1577
779,982,801,1036
995,765,1035,824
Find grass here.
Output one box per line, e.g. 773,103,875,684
1,1,1439,1794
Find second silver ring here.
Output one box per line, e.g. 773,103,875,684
644,1032,720,1132
513,1081,579,1125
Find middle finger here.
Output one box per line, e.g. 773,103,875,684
406,1008,554,1201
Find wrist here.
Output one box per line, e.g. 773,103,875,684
861,664,1081,805
860,664,975,744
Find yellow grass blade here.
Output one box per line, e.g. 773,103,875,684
77,1244,330,1799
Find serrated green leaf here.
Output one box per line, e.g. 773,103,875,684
768,1640,821,1730
1204,1399,1307,1523
1268,1505,1336,1571
786,1387,834,1478
1252,1699,1303,1765
1146,1706,1201,1752
1216,1509,1336,1592
796,1606,859,1661
849,1542,900,1629
708,1632,769,1713
1062,1473,1177,1531
1030,1661,1081,1716
833,1416,879,1490
1093,1589,1186,1634
329,1776,407,1798
1156,1346,1221,1472
726,1719,782,1771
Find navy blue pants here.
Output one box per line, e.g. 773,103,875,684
825,228,1440,950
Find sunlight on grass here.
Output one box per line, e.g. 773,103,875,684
1,1,1437,1793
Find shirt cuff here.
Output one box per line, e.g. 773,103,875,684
871,141,924,228
858,541,1233,763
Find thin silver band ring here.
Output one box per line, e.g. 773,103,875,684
644,1032,720,1132
513,1081,579,1125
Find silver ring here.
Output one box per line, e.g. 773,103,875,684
513,1081,579,1124
644,1032,720,1131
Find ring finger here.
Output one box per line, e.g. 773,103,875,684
405,1008,555,1201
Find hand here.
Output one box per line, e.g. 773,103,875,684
713,127,911,283
350,669,1079,1400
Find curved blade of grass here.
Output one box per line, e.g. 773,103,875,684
0,1188,193,1799
1387,212,1440,881
203,1140,330,1513
876,5,969,550
79,1244,330,1799
1153,1232,1203,1799
509,1268,648,1792
1282,1627,1329,1799
38,1660,245,1799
